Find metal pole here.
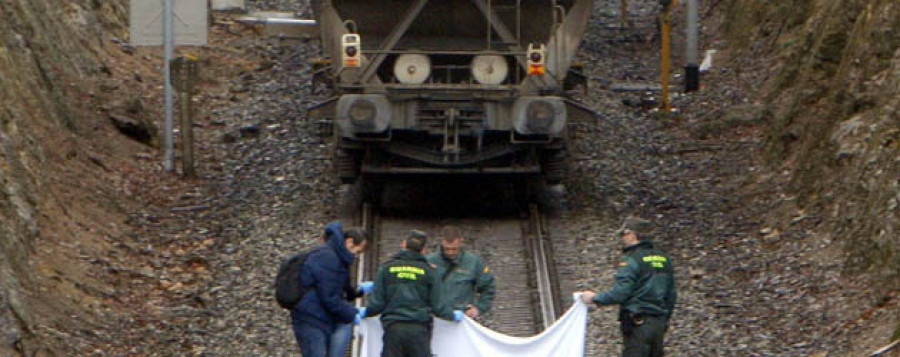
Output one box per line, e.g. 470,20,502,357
487,0,492,51
235,17,317,26
351,203,372,357
685,0,699,92
180,60,196,178
163,0,175,171
660,1,673,112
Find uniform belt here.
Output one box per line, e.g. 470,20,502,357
391,321,429,326
631,312,663,318
625,312,664,325
385,320,431,329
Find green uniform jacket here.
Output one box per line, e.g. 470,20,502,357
594,240,677,320
364,250,454,327
426,248,496,314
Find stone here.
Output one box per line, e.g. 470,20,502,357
108,113,156,145
239,124,261,138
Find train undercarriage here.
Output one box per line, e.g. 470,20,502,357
308,0,595,186
334,131,568,184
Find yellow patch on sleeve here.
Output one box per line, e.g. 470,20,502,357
483,266,490,273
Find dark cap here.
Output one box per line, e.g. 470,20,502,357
618,216,652,236
405,230,428,252
343,227,368,245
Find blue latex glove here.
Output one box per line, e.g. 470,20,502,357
452,310,465,322
354,314,361,324
358,281,375,295
354,307,367,324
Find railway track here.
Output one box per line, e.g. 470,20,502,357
344,187,562,355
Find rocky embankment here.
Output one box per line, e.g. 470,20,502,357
721,0,900,351
1,1,142,355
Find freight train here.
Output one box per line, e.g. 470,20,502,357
307,0,595,185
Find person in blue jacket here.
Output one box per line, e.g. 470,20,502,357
292,221,368,357
328,228,374,357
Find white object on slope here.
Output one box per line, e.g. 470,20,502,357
699,49,718,72
358,294,588,357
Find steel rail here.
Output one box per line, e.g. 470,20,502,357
528,203,560,329
350,203,372,357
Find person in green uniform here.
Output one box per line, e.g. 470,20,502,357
426,225,496,319
360,230,463,357
578,217,677,357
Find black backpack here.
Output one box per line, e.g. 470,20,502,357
275,248,318,309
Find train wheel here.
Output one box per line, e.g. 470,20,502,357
334,149,359,184
359,178,384,207
335,183,361,222
543,149,568,185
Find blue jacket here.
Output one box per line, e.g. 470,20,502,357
291,222,358,331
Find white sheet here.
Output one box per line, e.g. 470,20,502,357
358,294,587,357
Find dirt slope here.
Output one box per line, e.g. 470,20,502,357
717,0,900,350
0,0,187,355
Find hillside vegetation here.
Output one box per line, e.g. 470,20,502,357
726,0,898,296
1,0,158,355
721,0,899,345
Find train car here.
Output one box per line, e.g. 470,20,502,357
308,0,595,185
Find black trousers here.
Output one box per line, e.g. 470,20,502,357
620,315,667,357
382,322,431,357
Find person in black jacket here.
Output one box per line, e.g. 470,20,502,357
360,230,462,357
292,222,368,357
578,217,677,357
